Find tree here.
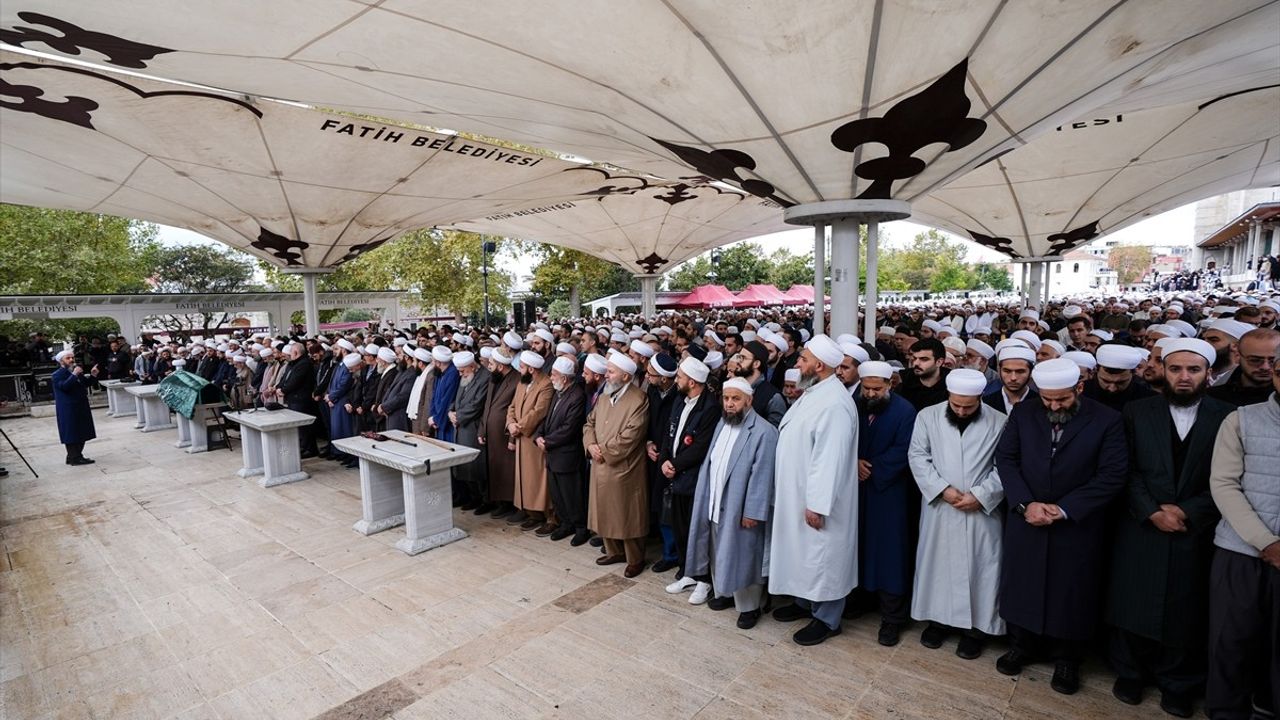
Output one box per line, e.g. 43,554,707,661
713,243,771,290
530,247,619,316
767,248,814,289
1108,245,1154,285
973,263,1013,291
665,255,715,291
147,244,259,331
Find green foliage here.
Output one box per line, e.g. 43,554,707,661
0,205,160,294
767,248,814,290
973,263,1013,291
530,247,622,312
666,256,715,291
1108,245,1153,285
150,244,257,293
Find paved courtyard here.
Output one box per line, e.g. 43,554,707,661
1,407,1177,719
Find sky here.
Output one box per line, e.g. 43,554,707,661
155,201,1197,291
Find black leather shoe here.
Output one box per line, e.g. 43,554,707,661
793,619,841,646
588,536,604,547
549,526,573,541
996,650,1030,677
771,604,812,623
342,459,359,468
69,457,95,465
300,450,318,459
707,596,734,611
1159,691,1193,718
1050,661,1080,695
1111,678,1143,706
877,622,901,647
490,504,514,519
460,500,480,512
534,523,556,536
920,622,947,649
570,530,592,547
736,610,761,629
651,558,678,573
519,517,541,531
472,502,496,516
955,634,985,660
506,510,529,525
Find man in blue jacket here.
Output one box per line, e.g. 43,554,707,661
52,349,97,465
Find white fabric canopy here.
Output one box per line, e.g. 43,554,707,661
3,1,1274,208
912,85,1280,258
0,50,657,267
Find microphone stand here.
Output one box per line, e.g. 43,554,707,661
0,426,38,478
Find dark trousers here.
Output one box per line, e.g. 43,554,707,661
547,468,585,531
1207,548,1279,720
314,400,332,448
1008,623,1084,664
847,587,910,626
670,492,695,575
64,441,85,461
1109,627,1203,696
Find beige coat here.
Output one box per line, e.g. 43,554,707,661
507,372,554,512
584,384,649,539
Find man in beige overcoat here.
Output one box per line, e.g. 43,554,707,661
506,350,555,531
584,352,650,577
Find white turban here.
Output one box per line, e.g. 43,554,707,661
492,349,514,366
232,354,247,364
453,351,476,368
1019,309,1040,321
1063,351,1097,371
173,359,186,367
741,330,758,343
1146,323,1180,338
858,360,893,380
1031,357,1081,390
804,334,844,368
363,343,379,355
519,350,546,370
377,347,397,364
431,346,453,363
503,332,524,350
259,347,274,358
1167,320,1197,338
1090,329,1114,342
1209,318,1252,340
1063,305,1083,318
704,351,723,370
610,331,629,344
393,337,408,347
556,342,576,356
404,346,426,363
942,336,966,356
54,349,74,362
479,346,494,360
584,353,609,375
534,328,554,344
679,357,709,384
966,338,995,360
784,368,801,383
1011,330,1043,350
998,346,1036,365
840,342,870,363
608,353,637,375
945,368,987,396
722,377,754,396
342,353,362,368
629,339,655,358
337,339,356,353
1041,339,1065,357
551,356,576,376
1162,338,1216,366
1096,344,1142,370
703,331,723,346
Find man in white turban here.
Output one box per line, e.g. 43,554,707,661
769,334,860,646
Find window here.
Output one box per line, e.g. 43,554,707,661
1056,264,1062,273
1073,263,1080,273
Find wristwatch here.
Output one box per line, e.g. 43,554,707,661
1013,503,1028,516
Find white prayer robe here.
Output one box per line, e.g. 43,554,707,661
768,373,860,602
907,403,1007,635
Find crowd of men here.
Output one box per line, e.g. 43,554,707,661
43,289,1280,720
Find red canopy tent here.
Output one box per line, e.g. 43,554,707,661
782,285,829,305
734,284,793,307
671,284,746,309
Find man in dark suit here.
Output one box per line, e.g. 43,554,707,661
536,356,587,542
644,353,680,571
983,346,1038,414
370,346,400,432
275,342,318,457
995,358,1127,695
450,350,491,511
379,346,419,432
1106,339,1233,717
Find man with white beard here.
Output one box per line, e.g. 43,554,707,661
908,368,1007,660
769,334,860,646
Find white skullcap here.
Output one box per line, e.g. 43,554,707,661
362,343,378,355
453,351,476,368
336,339,356,353
746,318,761,329
342,353,362,368
998,346,1037,365
727,326,739,335
629,339,655,358
1063,305,1083,318
922,319,943,333
551,356,575,376
704,351,724,370
629,329,644,340
608,353,637,375
479,346,494,360
1019,309,1040,321
431,346,453,363
835,333,858,345
492,349,514,366
1089,329,1114,342
1096,344,1142,370
966,338,995,360
393,337,408,347
1012,330,1043,350
656,325,673,335
1147,323,1179,338
722,377,754,396
1153,337,1178,352
175,358,191,368
611,320,624,329
534,322,549,331
801,330,814,344
1063,351,1096,371
761,332,787,353
1031,357,1081,390
741,330,758,343
259,347,274,358
406,346,427,363
191,340,205,347
805,334,844,368
942,336,966,355
1261,299,1280,312
859,360,893,380
840,341,870,363
704,330,723,346
1209,318,1252,340
519,351,546,370
784,368,802,383
1167,320,1197,338
54,349,74,362
556,342,576,356
216,343,229,352
232,354,247,364
1041,340,1065,357
503,332,524,350
945,368,987,396
610,331,629,344
938,326,957,338
584,353,608,374
376,347,397,364
534,328,554,344
1162,338,1216,366
1166,305,1183,316
680,357,709,383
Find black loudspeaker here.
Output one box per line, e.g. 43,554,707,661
513,302,526,330
524,300,537,325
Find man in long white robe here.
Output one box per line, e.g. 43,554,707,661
908,368,1006,660
769,334,860,646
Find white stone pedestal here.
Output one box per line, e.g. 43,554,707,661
175,403,220,453
332,430,480,555
125,384,175,432
100,380,138,418
224,409,313,488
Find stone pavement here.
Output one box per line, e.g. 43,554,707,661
1,407,1179,719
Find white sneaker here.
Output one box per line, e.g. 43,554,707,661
688,582,712,605
665,576,697,594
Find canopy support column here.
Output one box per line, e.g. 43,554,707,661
863,221,879,343
283,268,334,336
783,199,909,341
1026,262,1043,311
636,274,659,319
813,224,825,336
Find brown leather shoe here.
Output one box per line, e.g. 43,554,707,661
595,554,625,566
534,523,557,536
624,562,647,578
520,517,541,531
